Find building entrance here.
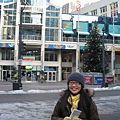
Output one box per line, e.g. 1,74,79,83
45,71,57,82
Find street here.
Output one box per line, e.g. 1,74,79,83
0,90,120,120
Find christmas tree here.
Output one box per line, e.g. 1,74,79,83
82,22,109,74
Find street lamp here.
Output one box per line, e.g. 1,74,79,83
70,14,74,41
101,27,106,87
13,1,28,90
110,3,116,84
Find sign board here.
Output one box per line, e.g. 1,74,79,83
26,66,33,70
84,76,93,84
18,59,22,65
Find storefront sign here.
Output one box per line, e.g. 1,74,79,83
0,43,14,48
26,66,33,70
22,56,35,61
45,44,77,49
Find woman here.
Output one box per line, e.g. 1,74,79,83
51,72,100,120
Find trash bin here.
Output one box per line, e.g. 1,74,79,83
13,82,19,90
13,82,22,90
105,82,108,87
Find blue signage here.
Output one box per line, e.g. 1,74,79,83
109,24,120,34
45,44,65,49
0,43,15,48
62,20,73,31
76,21,89,32
92,23,105,34
94,76,103,84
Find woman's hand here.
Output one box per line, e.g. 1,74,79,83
63,117,71,120
63,117,82,120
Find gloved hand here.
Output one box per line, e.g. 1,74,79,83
63,116,71,120
72,118,80,120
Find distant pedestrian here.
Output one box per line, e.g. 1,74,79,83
51,72,100,120
7,72,10,81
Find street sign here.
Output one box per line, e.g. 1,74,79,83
18,59,22,65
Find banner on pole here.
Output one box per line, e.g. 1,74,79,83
76,0,81,12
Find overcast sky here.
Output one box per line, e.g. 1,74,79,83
50,0,100,7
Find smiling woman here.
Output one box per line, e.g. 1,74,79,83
51,72,100,120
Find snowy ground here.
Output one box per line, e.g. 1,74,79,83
0,86,120,120
0,96,120,120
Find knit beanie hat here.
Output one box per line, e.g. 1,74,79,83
67,72,84,87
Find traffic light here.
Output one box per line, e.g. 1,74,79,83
73,29,78,37
21,41,26,54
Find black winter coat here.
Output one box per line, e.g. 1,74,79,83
51,89,100,120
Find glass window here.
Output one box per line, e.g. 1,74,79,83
1,48,14,60
46,18,58,27
0,0,3,2
45,50,58,61
8,4,13,8
45,29,59,41
4,0,13,3
51,5,55,10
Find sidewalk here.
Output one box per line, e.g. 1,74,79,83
0,80,120,92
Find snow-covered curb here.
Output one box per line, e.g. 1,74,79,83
0,86,120,94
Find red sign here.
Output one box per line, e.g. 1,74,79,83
22,56,35,61
84,76,93,84
105,77,114,84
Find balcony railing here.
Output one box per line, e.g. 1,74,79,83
62,37,120,44
22,35,41,40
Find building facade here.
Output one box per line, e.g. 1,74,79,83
0,0,62,82
0,0,120,82
80,0,120,17
62,2,76,14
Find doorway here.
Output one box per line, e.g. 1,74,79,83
45,71,57,82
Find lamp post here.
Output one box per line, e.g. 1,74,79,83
111,3,115,83
17,7,24,90
101,27,105,87
70,14,74,41
76,0,81,72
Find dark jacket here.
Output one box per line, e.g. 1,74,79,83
51,89,100,120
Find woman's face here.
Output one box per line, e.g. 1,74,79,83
68,80,81,95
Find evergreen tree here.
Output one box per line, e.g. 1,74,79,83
82,22,109,74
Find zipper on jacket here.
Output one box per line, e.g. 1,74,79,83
66,105,71,114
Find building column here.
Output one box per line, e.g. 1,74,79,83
57,50,61,82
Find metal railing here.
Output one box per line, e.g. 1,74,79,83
61,37,120,44
22,35,41,40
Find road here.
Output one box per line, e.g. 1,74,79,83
0,90,120,120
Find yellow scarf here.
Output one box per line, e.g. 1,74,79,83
68,94,80,112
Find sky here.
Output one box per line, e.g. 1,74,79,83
50,0,100,7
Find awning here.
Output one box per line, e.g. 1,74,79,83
78,31,90,35
99,33,107,36
109,33,120,37
63,31,73,34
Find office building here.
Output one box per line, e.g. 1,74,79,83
80,0,120,17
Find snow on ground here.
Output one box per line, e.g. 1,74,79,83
0,86,120,94
0,86,120,120
0,96,120,120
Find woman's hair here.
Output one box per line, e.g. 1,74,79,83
79,89,92,119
